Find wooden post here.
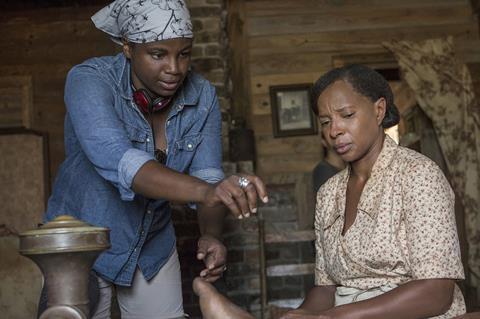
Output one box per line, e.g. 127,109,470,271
258,212,267,319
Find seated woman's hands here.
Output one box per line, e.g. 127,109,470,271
203,174,268,219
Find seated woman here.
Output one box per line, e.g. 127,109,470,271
193,64,466,319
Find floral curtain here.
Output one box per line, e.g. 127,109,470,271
384,37,480,294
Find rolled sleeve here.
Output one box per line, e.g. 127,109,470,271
188,168,224,209
118,148,155,200
190,167,224,184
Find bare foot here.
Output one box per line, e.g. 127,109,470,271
193,277,254,319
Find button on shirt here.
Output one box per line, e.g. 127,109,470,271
45,53,224,286
315,136,465,317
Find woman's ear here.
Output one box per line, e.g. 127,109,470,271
122,40,132,59
374,97,387,126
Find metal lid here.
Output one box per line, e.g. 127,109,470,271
19,215,110,255
20,215,108,235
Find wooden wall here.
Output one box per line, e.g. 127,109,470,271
229,0,480,179
1,4,119,184
0,0,231,188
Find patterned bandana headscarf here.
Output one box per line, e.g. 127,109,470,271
91,0,193,44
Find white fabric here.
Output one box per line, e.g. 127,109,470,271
92,250,185,319
92,0,193,44
334,285,397,306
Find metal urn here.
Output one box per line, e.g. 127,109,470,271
19,215,110,319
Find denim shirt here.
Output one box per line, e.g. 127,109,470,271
45,53,224,286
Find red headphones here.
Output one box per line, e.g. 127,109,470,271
133,88,173,114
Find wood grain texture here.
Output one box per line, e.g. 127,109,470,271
249,23,478,57
255,134,321,156
0,133,47,233
256,154,320,176
247,4,473,36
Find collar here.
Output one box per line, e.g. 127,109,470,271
324,135,398,228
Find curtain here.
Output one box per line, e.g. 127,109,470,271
384,37,480,293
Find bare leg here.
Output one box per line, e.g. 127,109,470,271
193,277,254,319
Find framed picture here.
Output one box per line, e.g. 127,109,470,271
270,84,317,138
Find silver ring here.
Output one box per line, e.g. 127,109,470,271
238,176,250,189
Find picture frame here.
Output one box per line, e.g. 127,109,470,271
269,84,317,138
0,76,33,129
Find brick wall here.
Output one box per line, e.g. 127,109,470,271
186,0,231,159
176,4,315,317
173,0,233,318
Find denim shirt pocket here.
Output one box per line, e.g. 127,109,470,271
124,123,148,151
172,134,203,172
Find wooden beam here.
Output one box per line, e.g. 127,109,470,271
227,0,252,122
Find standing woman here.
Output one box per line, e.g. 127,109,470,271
43,1,267,318
282,64,465,318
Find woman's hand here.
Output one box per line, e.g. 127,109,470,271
203,174,268,219
196,234,227,282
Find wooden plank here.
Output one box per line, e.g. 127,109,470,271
251,93,272,115
0,40,119,66
1,20,107,42
0,64,73,76
265,229,315,243
249,52,335,76
249,23,478,56
251,114,273,135
227,0,252,121
245,0,468,17
246,4,473,36
248,35,480,75
256,154,320,176
0,19,119,65
3,5,104,22
250,73,320,95
266,263,315,277
255,135,321,156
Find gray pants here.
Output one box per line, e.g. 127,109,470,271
92,250,185,319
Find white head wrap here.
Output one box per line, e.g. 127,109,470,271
91,0,193,44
